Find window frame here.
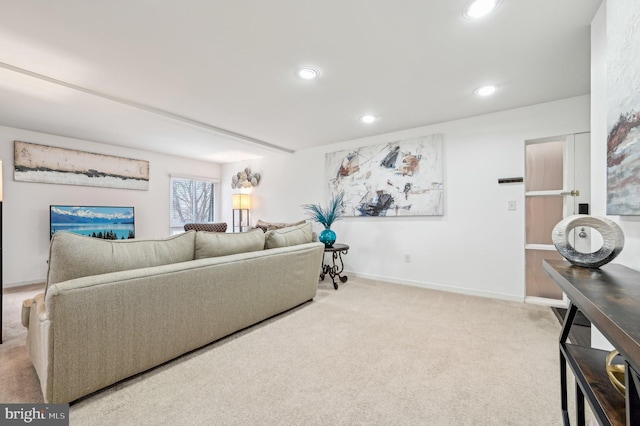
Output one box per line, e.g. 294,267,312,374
169,174,219,234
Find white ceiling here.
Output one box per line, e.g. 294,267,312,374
0,0,602,163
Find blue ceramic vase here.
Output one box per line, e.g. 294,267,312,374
319,227,336,247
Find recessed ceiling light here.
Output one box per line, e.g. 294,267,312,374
360,115,377,124
298,67,319,80
463,0,500,19
474,84,499,96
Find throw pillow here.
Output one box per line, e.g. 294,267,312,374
264,222,313,249
195,229,265,259
255,219,306,233
46,231,196,292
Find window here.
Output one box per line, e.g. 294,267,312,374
170,176,217,233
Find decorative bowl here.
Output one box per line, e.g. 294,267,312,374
605,349,626,396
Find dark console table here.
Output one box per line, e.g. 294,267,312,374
543,260,640,425
319,243,349,290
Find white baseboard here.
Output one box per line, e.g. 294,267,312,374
3,278,47,289
345,270,524,303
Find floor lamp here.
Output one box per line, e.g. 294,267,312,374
232,193,251,233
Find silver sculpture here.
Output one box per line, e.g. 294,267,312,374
552,215,624,268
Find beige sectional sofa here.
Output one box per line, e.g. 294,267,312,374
22,223,324,403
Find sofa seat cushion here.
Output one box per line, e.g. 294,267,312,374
265,222,313,249
46,231,196,290
195,229,265,259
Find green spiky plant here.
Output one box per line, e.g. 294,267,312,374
302,191,345,228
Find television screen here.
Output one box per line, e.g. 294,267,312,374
50,205,135,239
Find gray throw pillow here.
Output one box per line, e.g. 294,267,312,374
195,229,265,259
264,222,313,249
255,219,306,232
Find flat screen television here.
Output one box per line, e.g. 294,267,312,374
50,205,135,240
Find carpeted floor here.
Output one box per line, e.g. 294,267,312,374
0,283,46,404
1,278,592,425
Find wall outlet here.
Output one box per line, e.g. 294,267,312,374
404,253,411,263
508,200,516,211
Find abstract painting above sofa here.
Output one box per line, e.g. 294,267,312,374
325,133,444,217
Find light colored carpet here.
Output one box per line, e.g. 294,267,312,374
2,278,592,425
0,283,47,404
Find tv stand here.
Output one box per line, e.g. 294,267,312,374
543,260,640,425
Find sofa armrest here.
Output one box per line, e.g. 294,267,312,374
25,292,51,402
22,293,47,328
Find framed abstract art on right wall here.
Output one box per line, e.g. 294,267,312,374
607,0,640,215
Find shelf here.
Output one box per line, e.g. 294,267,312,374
543,260,640,374
553,307,591,347
543,260,640,425
562,343,626,425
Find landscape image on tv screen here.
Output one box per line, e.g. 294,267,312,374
50,205,135,239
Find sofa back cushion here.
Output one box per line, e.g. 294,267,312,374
264,222,313,249
195,229,265,259
255,219,306,232
46,231,196,290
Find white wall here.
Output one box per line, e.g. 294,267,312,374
221,95,590,301
590,0,640,350
591,1,640,272
591,2,607,219
0,126,221,287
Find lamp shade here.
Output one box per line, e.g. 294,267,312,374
232,193,250,209
0,160,3,201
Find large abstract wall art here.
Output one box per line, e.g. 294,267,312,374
326,134,444,216
14,141,150,190
606,0,640,215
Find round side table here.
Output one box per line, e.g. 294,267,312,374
319,243,349,290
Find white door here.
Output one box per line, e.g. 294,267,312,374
524,133,590,306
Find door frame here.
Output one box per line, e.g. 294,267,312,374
523,132,590,307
